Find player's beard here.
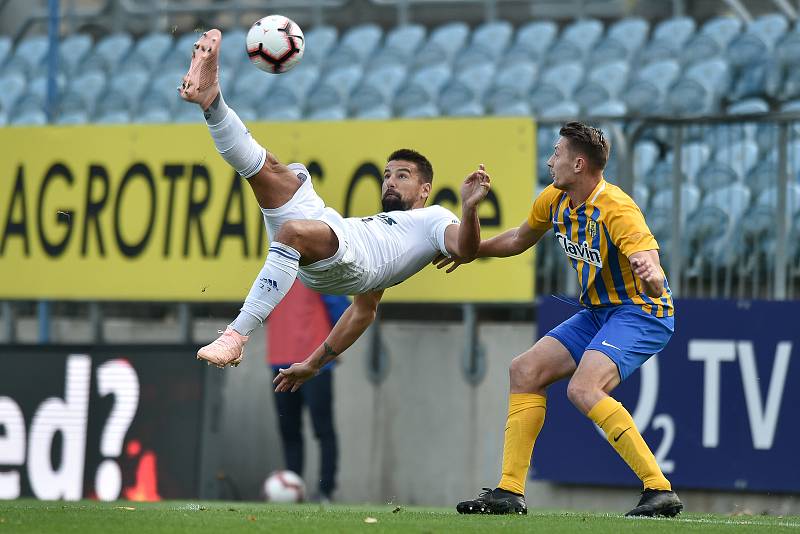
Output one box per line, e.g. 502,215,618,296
381,192,409,212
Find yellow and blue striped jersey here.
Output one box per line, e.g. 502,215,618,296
528,179,674,317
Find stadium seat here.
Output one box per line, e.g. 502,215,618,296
586,100,627,118
590,17,649,65
301,26,338,66
538,124,559,149
160,32,200,70
56,109,89,125
414,22,469,67
307,106,347,121
538,100,580,120
633,183,650,211
667,58,731,115
80,33,134,74
674,142,712,180
94,108,131,124
399,101,440,118
0,35,11,67
485,61,537,114
66,70,107,115
260,105,303,121
394,64,451,116
28,73,67,105
727,13,789,68
0,72,28,114
546,18,604,64
228,66,276,110
704,182,752,221
10,108,48,126
504,20,558,65
326,24,383,69
5,34,50,78
352,105,393,120
637,17,696,64
574,60,629,109
681,16,742,66
727,98,770,114
715,139,760,179
439,62,495,115
642,159,685,189
455,20,513,67
261,63,320,112
779,66,800,101
107,68,151,112
217,28,249,76
173,103,207,123
782,98,800,111
776,24,800,67
491,100,531,117
747,160,779,190
633,140,660,178
370,24,426,66
529,61,583,113
122,32,173,72
349,63,407,117
757,183,800,214
58,33,93,76
650,183,701,216
135,88,175,118
134,106,171,124
146,66,185,109
306,65,364,116
622,60,680,115
731,60,769,100
646,207,674,241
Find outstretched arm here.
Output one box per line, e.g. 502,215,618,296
436,219,547,273
273,290,383,392
477,219,547,258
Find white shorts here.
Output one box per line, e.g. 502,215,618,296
260,164,370,295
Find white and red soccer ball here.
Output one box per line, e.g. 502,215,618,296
246,15,305,74
263,470,305,502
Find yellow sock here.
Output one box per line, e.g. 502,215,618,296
588,396,671,491
497,393,546,495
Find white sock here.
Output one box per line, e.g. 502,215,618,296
229,242,301,335
205,93,266,179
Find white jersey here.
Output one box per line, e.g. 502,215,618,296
350,206,460,289
299,205,460,295
261,163,461,295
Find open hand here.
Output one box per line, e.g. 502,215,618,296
461,164,491,207
432,253,474,273
273,361,319,393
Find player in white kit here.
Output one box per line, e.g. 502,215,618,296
178,30,491,392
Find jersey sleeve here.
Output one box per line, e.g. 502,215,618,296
527,185,558,232
426,206,461,256
605,199,659,257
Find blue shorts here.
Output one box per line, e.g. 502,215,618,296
545,305,674,381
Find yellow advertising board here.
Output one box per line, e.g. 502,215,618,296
0,118,535,302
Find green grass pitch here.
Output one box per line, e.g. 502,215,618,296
1,501,798,533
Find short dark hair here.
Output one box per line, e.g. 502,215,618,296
559,121,610,172
387,148,434,184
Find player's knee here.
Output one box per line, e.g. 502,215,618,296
275,220,306,247
509,354,543,390
566,378,592,409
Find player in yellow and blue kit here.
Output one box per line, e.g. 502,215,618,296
445,122,682,517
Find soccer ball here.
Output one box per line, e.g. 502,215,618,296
246,15,305,74
262,470,305,503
